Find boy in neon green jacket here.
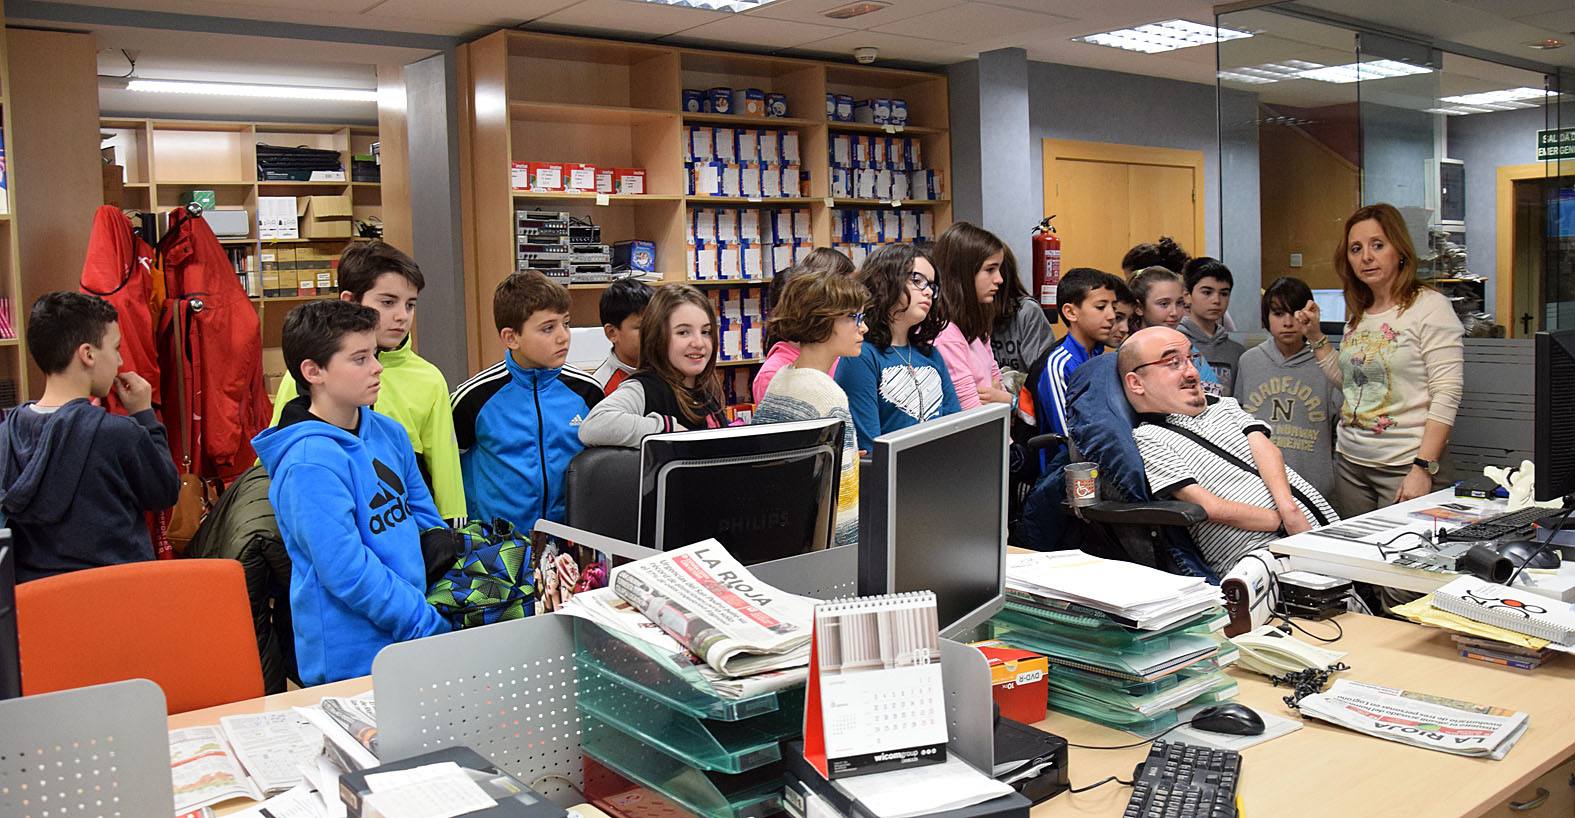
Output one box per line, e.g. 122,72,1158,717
270,241,466,520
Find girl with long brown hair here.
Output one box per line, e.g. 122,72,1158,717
932,222,1013,408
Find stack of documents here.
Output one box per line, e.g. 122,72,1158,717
1005,551,1224,631
1298,680,1529,759
992,552,1236,737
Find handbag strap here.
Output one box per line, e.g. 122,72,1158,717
1154,419,1331,528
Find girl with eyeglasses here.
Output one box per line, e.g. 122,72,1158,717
752,270,870,548
834,244,962,453
988,246,1054,375
932,222,1015,408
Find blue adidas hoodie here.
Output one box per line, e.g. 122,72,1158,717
450,351,603,531
252,398,450,686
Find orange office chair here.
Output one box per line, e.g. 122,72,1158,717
16,559,266,713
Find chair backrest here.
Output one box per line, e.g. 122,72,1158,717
0,679,173,818
17,559,264,713
565,447,641,542
1064,353,1147,500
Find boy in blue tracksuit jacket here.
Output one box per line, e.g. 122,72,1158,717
451,271,602,531
252,301,450,686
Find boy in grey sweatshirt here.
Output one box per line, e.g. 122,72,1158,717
1234,276,1343,500
1179,258,1247,395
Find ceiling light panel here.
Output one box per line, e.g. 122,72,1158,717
1293,59,1432,84
1440,87,1548,106
633,0,786,11
1072,19,1251,54
1216,61,1322,85
127,79,377,101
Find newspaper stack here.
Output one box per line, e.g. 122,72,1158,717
1005,550,1224,630
564,539,815,698
1297,680,1529,760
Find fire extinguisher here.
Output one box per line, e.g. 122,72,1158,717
1031,216,1061,322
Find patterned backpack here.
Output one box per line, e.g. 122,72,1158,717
424,519,535,628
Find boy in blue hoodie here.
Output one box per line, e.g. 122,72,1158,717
252,300,450,686
0,292,180,582
451,270,602,531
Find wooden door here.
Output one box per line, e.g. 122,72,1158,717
1044,139,1205,275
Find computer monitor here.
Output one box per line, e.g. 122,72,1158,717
1312,289,1347,328
858,404,1009,638
638,417,844,562
0,532,19,700
1534,329,1575,503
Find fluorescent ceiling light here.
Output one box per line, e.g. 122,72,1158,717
1217,60,1323,84
1294,59,1432,84
632,0,786,11
126,79,377,102
1073,19,1251,54
1440,86,1547,107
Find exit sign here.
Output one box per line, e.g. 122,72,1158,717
1537,127,1575,160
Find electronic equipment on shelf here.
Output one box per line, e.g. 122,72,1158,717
1122,740,1239,818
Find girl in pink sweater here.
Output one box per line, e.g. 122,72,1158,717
932,222,1012,409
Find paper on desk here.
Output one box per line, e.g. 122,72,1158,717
169,726,265,813
220,711,323,794
363,762,497,818
1390,596,1556,651
228,784,330,818
834,756,1014,818
300,755,348,818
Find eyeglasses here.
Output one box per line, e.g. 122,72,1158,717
847,312,866,325
906,272,937,295
1132,351,1203,374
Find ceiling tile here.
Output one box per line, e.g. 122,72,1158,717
1514,9,1575,33
792,28,967,62
664,15,856,49
533,0,731,38
872,2,1072,45
363,0,582,25
741,0,965,30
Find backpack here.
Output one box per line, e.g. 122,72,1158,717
424,519,535,628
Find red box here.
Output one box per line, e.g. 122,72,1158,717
595,167,615,194
528,161,566,192
973,641,1049,724
509,161,529,190
613,167,646,195
565,163,599,193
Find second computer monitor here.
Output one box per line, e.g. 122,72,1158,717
1535,329,1575,503
638,417,844,562
859,404,1009,638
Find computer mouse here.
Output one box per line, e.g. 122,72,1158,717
1190,703,1265,736
1495,539,1562,571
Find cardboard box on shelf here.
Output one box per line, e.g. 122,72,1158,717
296,196,353,239
262,347,286,395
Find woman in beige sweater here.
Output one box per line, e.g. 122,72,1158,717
1295,204,1464,516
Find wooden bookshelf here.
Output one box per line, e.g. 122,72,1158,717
100,117,383,351
458,30,952,373
0,0,25,402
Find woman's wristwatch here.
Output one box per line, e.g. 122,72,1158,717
1413,457,1440,475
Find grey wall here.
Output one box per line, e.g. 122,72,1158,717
1024,62,1261,329
404,51,469,383
947,49,1036,270
1446,106,1547,315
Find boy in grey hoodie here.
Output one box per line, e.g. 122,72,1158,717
1179,258,1247,396
1234,276,1343,500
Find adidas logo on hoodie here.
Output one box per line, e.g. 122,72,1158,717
367,457,413,535
570,414,584,427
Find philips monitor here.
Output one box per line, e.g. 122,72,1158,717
1534,329,1575,503
1,533,18,700
639,417,844,562
859,404,1009,638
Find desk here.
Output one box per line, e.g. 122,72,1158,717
1270,489,1575,599
169,616,1575,818
1031,613,1575,818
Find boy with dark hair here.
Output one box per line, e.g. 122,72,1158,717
1179,257,1247,396
594,278,653,395
251,300,449,685
1032,268,1119,441
1234,276,1343,500
269,240,465,521
0,292,180,582
451,270,602,530
1108,278,1137,350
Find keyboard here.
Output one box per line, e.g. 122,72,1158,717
1441,506,1559,543
1122,740,1239,818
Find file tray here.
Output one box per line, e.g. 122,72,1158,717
574,618,800,721
581,713,785,818
1049,666,1237,719
996,601,1223,647
989,622,1219,682
577,659,801,773
1049,672,1239,738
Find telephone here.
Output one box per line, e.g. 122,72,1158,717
1230,625,1348,677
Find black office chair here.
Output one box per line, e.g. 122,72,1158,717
564,446,641,542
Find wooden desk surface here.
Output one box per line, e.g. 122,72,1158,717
1030,613,1575,818
169,616,1575,818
